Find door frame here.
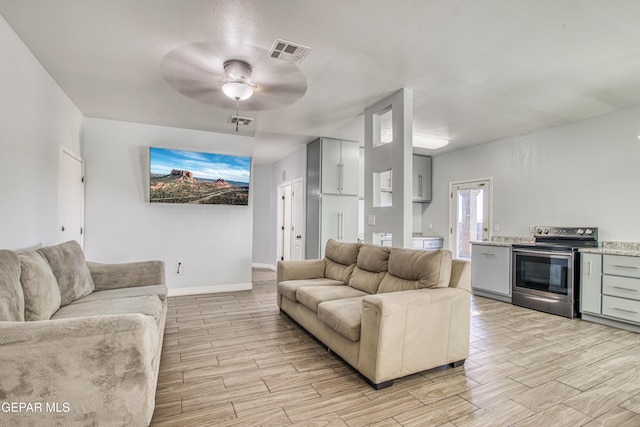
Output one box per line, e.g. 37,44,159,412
290,178,305,260
448,177,493,256
58,147,85,247
276,182,292,262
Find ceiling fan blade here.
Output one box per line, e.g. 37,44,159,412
160,41,308,111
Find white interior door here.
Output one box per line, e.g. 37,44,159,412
277,183,292,261
58,149,85,246
291,178,304,260
450,178,492,260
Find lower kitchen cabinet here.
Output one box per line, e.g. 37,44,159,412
471,243,511,302
580,253,602,315
581,252,640,332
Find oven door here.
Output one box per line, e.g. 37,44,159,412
512,248,575,302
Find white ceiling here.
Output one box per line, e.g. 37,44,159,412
2,1,640,165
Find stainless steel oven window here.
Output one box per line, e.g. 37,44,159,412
512,249,575,300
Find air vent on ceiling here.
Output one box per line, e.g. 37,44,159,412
228,115,254,126
268,38,311,64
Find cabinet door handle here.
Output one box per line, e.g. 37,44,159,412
613,286,638,292
418,174,423,197
588,260,592,277
613,307,637,315
613,264,639,270
481,252,496,256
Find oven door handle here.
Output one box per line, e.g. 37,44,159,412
512,249,574,257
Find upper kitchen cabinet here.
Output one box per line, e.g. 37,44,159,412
412,155,432,203
316,138,359,196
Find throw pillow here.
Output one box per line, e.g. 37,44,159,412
18,250,62,320
38,241,95,306
0,250,25,321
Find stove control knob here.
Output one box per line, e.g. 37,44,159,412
544,228,550,234
536,228,543,234
577,228,584,235
585,229,593,235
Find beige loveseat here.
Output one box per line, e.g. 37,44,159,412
277,239,471,389
0,240,167,426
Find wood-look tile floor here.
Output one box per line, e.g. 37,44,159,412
151,269,640,426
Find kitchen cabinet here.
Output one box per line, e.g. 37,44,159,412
316,138,359,196
412,155,432,203
471,243,511,302
581,252,640,332
411,237,443,250
580,253,602,315
319,195,359,248
306,137,359,259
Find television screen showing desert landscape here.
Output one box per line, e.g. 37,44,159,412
149,147,251,205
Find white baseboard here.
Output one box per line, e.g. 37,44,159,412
168,282,252,297
252,263,276,271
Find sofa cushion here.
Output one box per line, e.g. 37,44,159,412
349,268,386,294
69,285,168,304
378,248,452,293
349,245,390,293
38,241,95,306
324,239,360,283
278,278,345,302
18,250,62,321
296,285,366,313
51,295,163,323
318,297,364,342
0,250,24,322
325,239,361,265
357,244,390,272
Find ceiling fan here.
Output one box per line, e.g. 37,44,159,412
160,42,308,130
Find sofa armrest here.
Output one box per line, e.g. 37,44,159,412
87,260,165,290
0,315,159,425
358,288,471,385
276,259,325,283
449,259,472,293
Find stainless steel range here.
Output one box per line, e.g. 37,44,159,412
512,226,598,318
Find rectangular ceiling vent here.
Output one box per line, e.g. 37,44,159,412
228,115,254,126
268,38,311,64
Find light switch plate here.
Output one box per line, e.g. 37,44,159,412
368,215,376,226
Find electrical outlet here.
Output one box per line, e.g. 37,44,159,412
176,259,183,274
493,223,500,232
368,215,376,226
429,223,433,229
529,224,536,233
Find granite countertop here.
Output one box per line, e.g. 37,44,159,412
471,236,534,247
580,241,640,257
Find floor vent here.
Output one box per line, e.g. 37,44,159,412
268,38,311,64
228,115,254,126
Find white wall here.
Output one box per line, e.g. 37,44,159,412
426,106,640,248
252,145,306,266
83,118,254,293
0,16,83,250
251,164,274,268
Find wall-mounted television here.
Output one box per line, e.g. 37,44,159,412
149,147,251,205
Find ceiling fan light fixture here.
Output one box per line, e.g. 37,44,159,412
222,81,253,101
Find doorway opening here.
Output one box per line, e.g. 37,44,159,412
277,178,304,261
449,178,492,259
58,148,85,247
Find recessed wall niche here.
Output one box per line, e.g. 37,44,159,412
373,108,393,148
373,169,392,207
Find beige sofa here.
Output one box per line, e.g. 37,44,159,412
277,239,471,389
0,240,167,427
